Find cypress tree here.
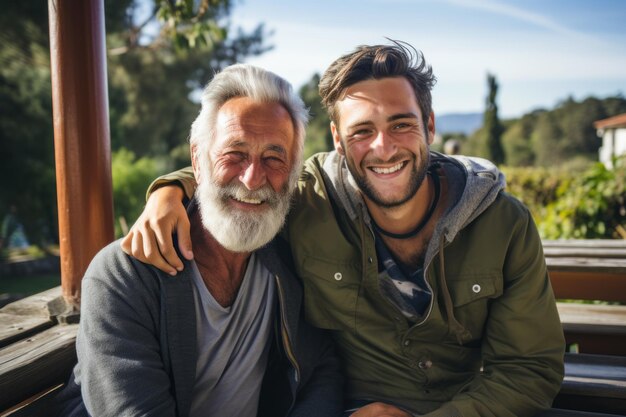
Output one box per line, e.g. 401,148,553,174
484,73,505,165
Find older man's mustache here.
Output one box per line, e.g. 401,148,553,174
215,182,285,207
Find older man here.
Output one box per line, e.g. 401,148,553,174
124,42,565,417
55,64,342,417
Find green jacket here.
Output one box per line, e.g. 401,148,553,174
153,151,565,417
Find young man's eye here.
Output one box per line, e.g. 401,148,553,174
351,129,372,138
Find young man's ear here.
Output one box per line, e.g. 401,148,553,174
330,121,344,155
427,112,436,145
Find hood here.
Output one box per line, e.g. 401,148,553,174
320,150,506,271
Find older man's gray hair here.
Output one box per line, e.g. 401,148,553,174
190,64,308,186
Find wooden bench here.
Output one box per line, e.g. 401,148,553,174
554,353,626,415
544,239,626,301
0,287,78,415
544,239,626,356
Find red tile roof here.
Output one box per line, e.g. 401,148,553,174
594,113,626,129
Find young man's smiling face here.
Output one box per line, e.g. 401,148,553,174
331,76,435,209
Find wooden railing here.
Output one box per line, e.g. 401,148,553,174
1,239,625,416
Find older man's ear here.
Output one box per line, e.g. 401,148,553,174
190,144,201,184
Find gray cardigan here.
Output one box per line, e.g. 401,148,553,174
55,237,343,417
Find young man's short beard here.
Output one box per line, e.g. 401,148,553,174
196,167,294,253
345,146,431,209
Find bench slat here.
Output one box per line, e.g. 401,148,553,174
0,314,53,349
555,353,626,415
0,324,78,411
538,409,626,417
558,303,626,335
543,240,626,249
550,270,626,302
546,257,626,274
544,248,626,259
0,287,61,319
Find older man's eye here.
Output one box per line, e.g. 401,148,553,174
223,151,246,163
264,156,286,169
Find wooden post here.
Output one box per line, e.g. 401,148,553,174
48,0,114,311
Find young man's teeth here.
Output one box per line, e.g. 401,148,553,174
235,197,262,205
372,162,404,174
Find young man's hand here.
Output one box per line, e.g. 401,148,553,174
349,402,413,417
121,185,193,275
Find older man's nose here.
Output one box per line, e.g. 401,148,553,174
239,161,266,190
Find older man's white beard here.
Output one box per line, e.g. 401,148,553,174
196,179,292,253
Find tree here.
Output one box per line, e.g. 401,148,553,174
0,0,271,249
531,111,564,166
298,73,333,158
0,3,57,246
483,73,504,165
501,112,540,166
106,0,271,157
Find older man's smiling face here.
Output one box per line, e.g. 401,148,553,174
192,96,297,252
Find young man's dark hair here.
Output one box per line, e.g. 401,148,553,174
318,39,436,130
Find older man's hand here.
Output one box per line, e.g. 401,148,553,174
349,402,413,417
121,185,193,275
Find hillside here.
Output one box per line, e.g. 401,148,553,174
436,112,482,135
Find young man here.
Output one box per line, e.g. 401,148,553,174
124,42,565,417
55,64,342,417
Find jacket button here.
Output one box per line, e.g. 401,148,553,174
404,340,411,347
472,284,481,293
334,272,342,281
368,257,373,263
418,360,432,369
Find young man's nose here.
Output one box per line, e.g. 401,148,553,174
370,131,396,159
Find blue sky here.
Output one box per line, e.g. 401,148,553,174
227,0,626,118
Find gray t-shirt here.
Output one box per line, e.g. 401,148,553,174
189,253,276,417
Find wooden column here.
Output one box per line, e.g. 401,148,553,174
48,0,114,309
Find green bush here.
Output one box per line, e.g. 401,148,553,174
540,159,626,239
503,159,626,239
501,166,571,222
111,148,160,238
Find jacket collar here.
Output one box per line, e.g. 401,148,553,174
257,238,302,347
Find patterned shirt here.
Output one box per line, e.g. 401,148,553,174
375,232,432,320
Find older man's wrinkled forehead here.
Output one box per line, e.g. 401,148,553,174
214,96,296,153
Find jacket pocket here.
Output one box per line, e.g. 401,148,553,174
300,256,360,331
446,272,503,339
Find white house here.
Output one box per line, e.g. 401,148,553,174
595,113,626,168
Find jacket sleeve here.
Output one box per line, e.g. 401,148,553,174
425,206,565,417
289,329,344,417
146,166,196,201
76,243,177,417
